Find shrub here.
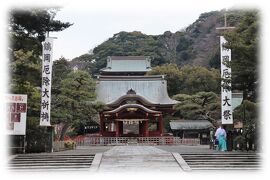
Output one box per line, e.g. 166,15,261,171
64,140,76,149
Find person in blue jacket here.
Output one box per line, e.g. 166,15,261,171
215,125,227,151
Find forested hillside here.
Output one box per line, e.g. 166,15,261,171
69,9,248,73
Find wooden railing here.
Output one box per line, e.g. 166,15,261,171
75,137,200,146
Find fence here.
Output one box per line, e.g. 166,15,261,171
75,137,200,146
53,141,66,152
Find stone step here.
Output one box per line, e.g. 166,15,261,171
13,157,94,161
188,162,260,165
9,154,95,171
10,163,92,166
15,155,94,158
181,154,259,157
191,167,261,170
186,160,260,163
10,160,93,163
182,156,259,159
181,153,260,155
189,164,261,167
9,165,91,169
181,153,261,171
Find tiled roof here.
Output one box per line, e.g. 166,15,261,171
101,56,151,72
170,120,214,130
96,75,178,105
110,56,148,60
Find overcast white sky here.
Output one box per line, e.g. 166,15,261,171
35,0,264,60
0,0,265,60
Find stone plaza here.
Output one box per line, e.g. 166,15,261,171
9,145,261,172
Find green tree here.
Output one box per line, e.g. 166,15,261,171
148,64,220,96
8,8,72,152
180,65,220,94
51,70,103,140
146,64,183,96
92,31,171,70
233,100,258,150
9,8,72,55
69,54,98,75
51,57,72,95
172,92,220,125
224,10,259,101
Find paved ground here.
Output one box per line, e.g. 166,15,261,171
157,145,215,153
97,146,183,172
157,145,260,154
9,145,261,172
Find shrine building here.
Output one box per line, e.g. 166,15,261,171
96,56,178,137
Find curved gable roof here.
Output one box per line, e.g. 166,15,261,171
96,75,178,105
103,104,161,114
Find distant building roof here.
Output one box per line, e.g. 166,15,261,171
232,92,243,110
96,75,178,105
100,56,151,73
170,120,214,130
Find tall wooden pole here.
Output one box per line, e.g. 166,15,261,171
216,10,235,151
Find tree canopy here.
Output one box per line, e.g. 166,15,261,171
172,91,220,125
9,8,72,152
51,70,104,140
147,64,220,96
224,10,259,101
9,8,72,54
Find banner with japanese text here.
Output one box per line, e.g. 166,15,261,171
220,36,233,124
40,37,53,126
6,94,27,135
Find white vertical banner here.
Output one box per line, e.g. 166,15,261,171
40,37,53,126
220,36,233,124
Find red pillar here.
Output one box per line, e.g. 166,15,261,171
159,115,163,136
119,121,123,136
99,113,104,136
144,121,149,137
115,121,119,137
139,121,143,136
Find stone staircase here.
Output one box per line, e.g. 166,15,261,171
181,152,261,171
9,154,95,171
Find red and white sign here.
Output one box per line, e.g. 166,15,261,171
6,94,27,135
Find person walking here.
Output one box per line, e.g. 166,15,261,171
215,125,227,151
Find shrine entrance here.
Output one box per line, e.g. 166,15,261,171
122,119,140,136
100,104,163,137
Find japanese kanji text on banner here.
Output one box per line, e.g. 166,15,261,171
220,36,233,124
40,37,53,126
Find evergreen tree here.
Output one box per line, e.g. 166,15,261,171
147,64,220,96
147,64,183,96
224,10,259,101
172,92,220,125
8,8,72,152
51,70,103,140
